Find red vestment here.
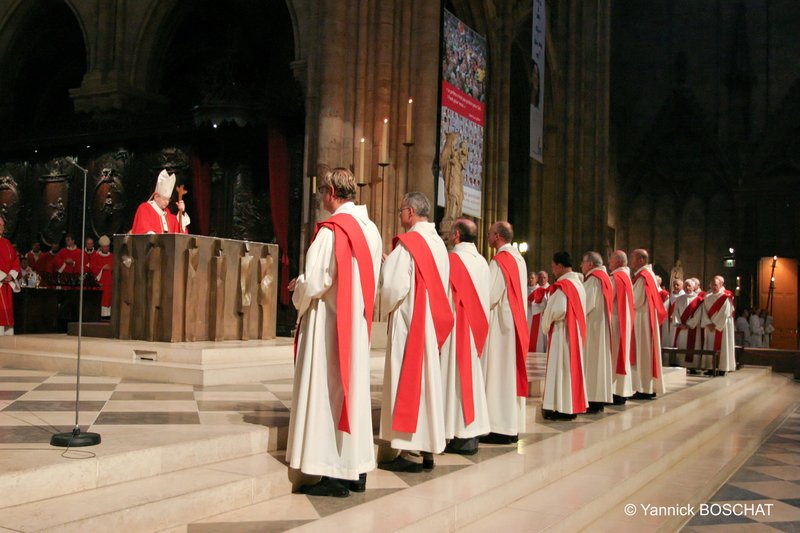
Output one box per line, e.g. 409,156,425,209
89,251,114,308
131,201,188,234
26,251,49,273
0,238,20,326
53,247,87,275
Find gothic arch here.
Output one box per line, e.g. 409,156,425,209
0,0,87,118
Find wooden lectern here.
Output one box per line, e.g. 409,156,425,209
111,234,278,342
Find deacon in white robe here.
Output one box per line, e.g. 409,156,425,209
661,278,685,350
701,275,736,374
441,219,490,454
542,251,588,419
608,250,634,403
379,192,452,472
481,221,528,443
630,249,666,398
672,279,704,371
286,168,382,497
580,252,614,411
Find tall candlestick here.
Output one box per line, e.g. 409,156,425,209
406,98,414,144
380,118,389,164
358,138,366,184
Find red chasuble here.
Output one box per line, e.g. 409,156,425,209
632,269,668,379
611,270,635,374
89,251,114,308
548,278,588,412
679,291,705,362
53,247,87,275
391,232,454,433
306,213,375,433
0,238,19,326
493,251,530,397
527,286,548,352
131,202,188,234
448,253,489,426
26,251,49,273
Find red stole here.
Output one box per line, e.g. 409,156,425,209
659,289,669,303
493,251,530,397
527,286,547,352
585,269,613,341
632,269,667,379
679,292,705,362
707,290,734,351
611,270,634,375
449,253,488,426
294,213,375,433
391,232,454,433
547,278,587,412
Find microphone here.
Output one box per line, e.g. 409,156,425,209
65,156,87,173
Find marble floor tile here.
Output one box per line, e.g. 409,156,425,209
193,391,279,401
0,425,74,443
102,400,198,412
110,391,196,401
44,375,120,384
93,411,201,424
2,400,105,412
748,467,800,481
0,410,98,426
194,384,270,392
197,400,288,412
115,383,195,391
34,383,117,391
0,390,26,400
188,520,313,532
18,390,112,401
762,454,800,466
732,481,800,500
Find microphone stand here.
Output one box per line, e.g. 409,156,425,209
51,156,101,448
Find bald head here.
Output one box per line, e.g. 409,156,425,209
630,248,649,270
451,217,478,244
488,221,513,249
608,249,628,270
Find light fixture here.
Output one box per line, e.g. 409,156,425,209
519,242,529,254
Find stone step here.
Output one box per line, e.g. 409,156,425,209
285,367,774,531
0,452,290,533
586,376,798,531
0,424,270,510
471,373,796,532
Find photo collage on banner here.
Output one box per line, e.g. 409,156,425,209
438,9,487,219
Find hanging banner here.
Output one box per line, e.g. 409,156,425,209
438,9,487,219
530,0,546,162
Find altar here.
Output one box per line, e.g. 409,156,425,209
111,234,278,342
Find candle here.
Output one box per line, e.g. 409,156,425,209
380,118,389,164
311,175,316,194
406,98,414,144
358,138,366,184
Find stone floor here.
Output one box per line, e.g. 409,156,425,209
2,357,798,532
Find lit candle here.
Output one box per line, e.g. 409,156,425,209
380,118,389,164
406,98,414,144
358,138,366,184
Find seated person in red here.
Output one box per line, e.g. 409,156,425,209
89,235,113,319
53,234,87,274
26,242,49,273
130,169,190,234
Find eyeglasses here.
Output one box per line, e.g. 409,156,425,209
397,207,411,214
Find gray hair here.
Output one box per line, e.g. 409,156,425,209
583,251,603,267
402,192,431,218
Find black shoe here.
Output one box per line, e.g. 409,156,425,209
299,476,349,497
346,473,367,492
479,432,517,444
378,456,423,473
688,369,698,375
704,370,715,376
445,437,479,455
422,457,435,471
612,394,627,405
586,402,605,413
543,410,577,421
631,392,656,400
